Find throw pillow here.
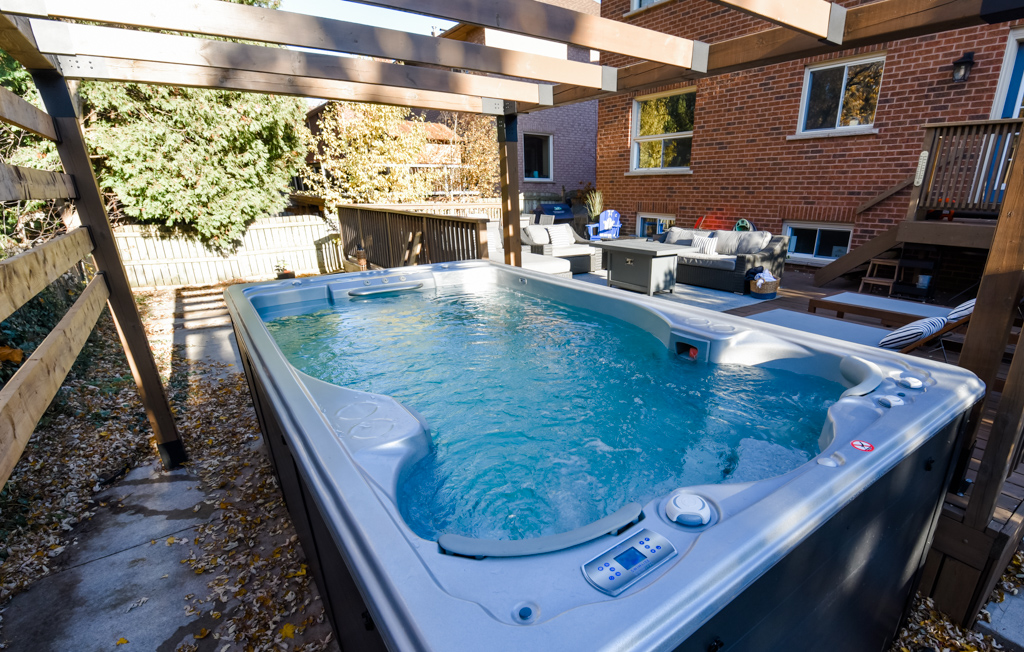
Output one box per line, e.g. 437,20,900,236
523,225,550,245
878,316,947,350
546,224,576,247
947,299,976,323
692,235,718,255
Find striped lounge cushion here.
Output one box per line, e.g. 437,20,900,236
878,316,947,350
947,299,975,322
546,224,577,247
692,234,718,255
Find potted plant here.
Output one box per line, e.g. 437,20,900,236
584,189,603,224
274,259,295,280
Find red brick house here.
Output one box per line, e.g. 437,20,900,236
441,0,600,208
597,0,1023,294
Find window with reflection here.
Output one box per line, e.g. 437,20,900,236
801,57,884,133
632,90,695,171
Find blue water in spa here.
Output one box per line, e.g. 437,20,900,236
264,285,844,542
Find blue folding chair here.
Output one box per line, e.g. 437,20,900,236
587,210,621,240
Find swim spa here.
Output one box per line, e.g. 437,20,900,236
225,261,984,652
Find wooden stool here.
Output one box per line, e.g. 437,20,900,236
860,257,899,295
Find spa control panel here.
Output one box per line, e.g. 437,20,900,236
582,528,677,596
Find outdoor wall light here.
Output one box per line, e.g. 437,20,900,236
952,52,975,83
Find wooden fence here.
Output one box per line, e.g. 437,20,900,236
352,201,502,221
0,71,184,479
113,215,334,287
338,205,489,269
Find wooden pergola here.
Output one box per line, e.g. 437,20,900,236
0,0,1022,629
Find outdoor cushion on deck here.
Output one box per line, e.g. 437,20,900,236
664,227,711,246
751,310,889,347
551,244,595,257
675,253,737,271
523,225,550,245
811,292,950,323
713,231,772,255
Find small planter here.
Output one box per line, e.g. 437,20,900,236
276,270,296,280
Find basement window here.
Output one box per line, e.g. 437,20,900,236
784,222,852,263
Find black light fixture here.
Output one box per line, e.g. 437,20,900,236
952,52,975,83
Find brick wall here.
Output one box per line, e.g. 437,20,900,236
597,0,1019,246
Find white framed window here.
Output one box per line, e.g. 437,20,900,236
630,0,667,10
523,133,553,181
784,222,853,264
798,55,885,134
631,89,695,172
637,213,675,237
991,27,1024,119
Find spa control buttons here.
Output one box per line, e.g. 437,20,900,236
582,529,676,597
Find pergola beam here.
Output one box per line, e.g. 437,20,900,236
0,11,52,70
706,0,846,44
544,0,987,109
352,0,708,72
30,20,551,106
0,0,616,90
55,56,506,115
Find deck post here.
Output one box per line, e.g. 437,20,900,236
30,70,187,469
497,106,522,267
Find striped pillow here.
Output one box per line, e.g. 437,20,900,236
692,235,718,255
878,316,947,350
546,224,576,247
947,299,975,323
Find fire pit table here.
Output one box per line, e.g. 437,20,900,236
589,240,694,296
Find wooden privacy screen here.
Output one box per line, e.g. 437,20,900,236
338,205,489,269
0,69,184,482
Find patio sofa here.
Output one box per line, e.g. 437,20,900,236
652,228,789,294
520,223,603,274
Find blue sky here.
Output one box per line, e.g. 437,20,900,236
277,0,456,36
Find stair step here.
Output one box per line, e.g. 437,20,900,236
861,277,896,285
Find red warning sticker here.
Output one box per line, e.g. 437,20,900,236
851,440,875,452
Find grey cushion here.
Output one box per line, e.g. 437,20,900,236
713,231,772,255
523,225,550,244
664,228,712,246
676,253,737,271
550,244,594,257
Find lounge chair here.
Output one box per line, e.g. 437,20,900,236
750,308,972,359
808,292,952,327
521,223,603,274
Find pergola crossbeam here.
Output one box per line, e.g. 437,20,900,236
55,56,506,115
545,0,987,109
351,0,709,72
30,20,551,106
0,0,616,90
707,0,846,44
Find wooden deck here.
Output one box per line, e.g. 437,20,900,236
726,271,1024,546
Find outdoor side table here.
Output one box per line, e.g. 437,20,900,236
590,241,689,296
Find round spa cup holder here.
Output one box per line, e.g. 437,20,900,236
663,490,718,529
512,601,540,625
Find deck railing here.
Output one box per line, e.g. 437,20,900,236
915,118,1023,216
338,205,490,269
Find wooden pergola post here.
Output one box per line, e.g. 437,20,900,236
30,70,187,469
497,108,522,267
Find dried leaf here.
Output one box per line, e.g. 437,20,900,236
115,638,129,646
279,623,296,639
0,346,24,364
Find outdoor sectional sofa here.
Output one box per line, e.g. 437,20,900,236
520,224,603,274
652,227,789,294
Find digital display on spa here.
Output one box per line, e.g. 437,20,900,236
613,547,646,570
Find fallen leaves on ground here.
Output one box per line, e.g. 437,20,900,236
891,595,1003,651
